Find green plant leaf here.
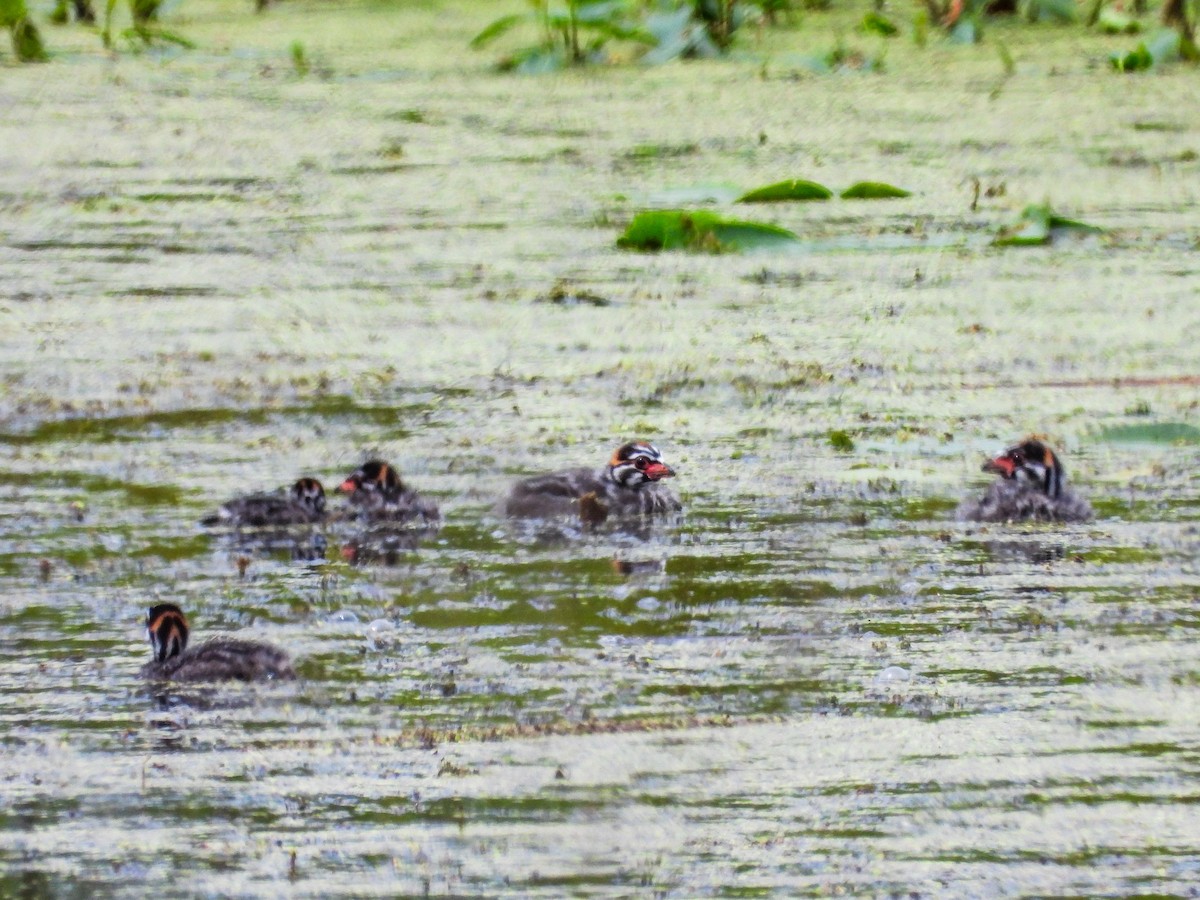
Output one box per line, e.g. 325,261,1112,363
1110,41,1153,71
1098,423,1200,444
11,16,47,61
617,210,797,253
575,0,631,24
471,13,530,49
1046,213,1102,232
840,181,911,199
737,179,832,203
1111,29,1180,70
127,24,195,48
0,0,28,27
859,11,899,35
995,203,1102,246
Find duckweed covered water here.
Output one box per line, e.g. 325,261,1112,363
1,1,1198,895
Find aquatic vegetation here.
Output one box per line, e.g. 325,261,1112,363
641,0,764,63
737,179,833,203
101,0,194,49
471,0,653,71
828,430,856,452
291,39,309,75
1160,0,1197,46
993,202,1103,245
839,181,912,199
617,209,797,252
49,0,94,24
472,0,769,70
737,178,910,202
2,0,48,61
859,10,899,35
1109,27,1194,70
793,37,888,71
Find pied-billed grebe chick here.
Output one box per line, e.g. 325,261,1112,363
139,603,295,682
957,438,1093,523
201,477,325,528
336,459,440,525
505,440,682,521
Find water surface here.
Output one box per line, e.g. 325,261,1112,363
1,2,1198,895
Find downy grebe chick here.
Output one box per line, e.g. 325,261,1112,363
201,477,326,528
336,459,440,525
505,440,682,520
139,603,295,682
957,438,1093,523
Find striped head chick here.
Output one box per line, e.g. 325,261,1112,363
290,477,327,517
983,438,1064,499
606,441,676,490
146,603,190,664
338,460,403,502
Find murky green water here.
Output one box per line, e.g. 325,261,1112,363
1,1,1198,895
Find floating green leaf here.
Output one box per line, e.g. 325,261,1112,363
1098,423,1200,444
994,203,1102,246
840,181,911,199
737,179,832,203
617,210,797,253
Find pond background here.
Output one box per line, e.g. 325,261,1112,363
1,1,1198,895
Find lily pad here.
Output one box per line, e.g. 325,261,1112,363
994,203,1102,246
617,210,797,253
737,179,832,203
840,181,911,199
1098,423,1200,444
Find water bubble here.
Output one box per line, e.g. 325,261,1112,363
875,665,911,685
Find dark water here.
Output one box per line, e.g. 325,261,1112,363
2,2,1199,895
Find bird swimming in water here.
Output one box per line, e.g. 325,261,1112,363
139,603,295,682
201,477,326,528
504,440,681,522
957,438,1093,523
336,460,440,525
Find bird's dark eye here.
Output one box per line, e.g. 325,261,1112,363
634,457,649,470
